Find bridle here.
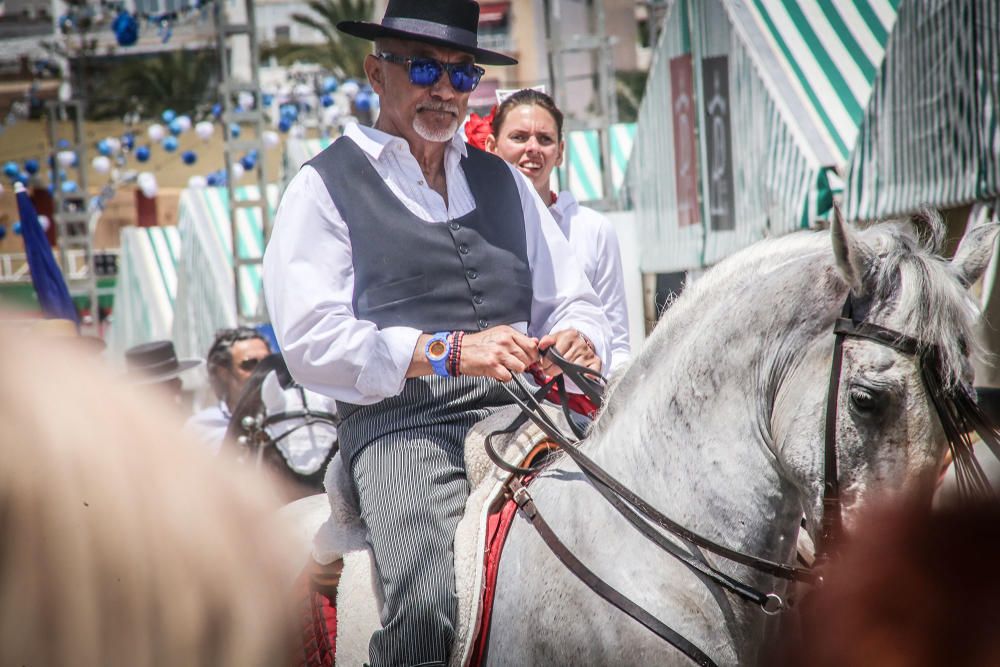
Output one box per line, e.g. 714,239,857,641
492,292,997,666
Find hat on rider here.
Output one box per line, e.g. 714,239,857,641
125,340,203,384
337,0,518,66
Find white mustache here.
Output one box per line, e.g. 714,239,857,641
416,102,459,115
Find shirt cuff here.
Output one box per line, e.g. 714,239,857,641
355,326,423,400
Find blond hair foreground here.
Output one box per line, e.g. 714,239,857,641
0,330,300,666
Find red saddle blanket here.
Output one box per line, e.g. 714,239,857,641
300,493,522,667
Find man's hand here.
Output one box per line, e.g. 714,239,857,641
538,329,602,376
460,325,540,382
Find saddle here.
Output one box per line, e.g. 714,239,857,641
282,403,570,666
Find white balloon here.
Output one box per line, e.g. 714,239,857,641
262,130,280,149
194,121,215,142
105,137,121,154
187,175,208,189
290,124,305,139
175,115,192,132
238,91,255,109
341,81,360,98
147,123,166,142
39,215,50,232
137,171,157,198
229,162,245,181
293,83,312,98
91,155,111,173
56,150,76,168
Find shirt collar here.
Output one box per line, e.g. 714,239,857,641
345,122,469,163
549,190,579,221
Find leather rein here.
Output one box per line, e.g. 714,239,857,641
491,296,970,667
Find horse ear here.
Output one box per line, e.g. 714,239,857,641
950,221,1000,288
831,204,872,296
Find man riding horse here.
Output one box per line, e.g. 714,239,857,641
262,1,611,665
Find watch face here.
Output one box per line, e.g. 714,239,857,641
428,339,448,360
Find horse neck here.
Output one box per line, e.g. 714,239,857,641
587,246,837,572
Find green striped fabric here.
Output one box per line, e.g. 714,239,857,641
558,123,637,203
171,185,279,363
737,0,900,164
106,225,182,357
844,0,1000,220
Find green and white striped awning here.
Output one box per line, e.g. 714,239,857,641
559,123,637,203
726,0,899,167
171,185,279,364
284,137,334,178
106,225,181,357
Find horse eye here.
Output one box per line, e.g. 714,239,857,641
849,386,882,413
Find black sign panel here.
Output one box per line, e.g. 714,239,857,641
701,55,734,232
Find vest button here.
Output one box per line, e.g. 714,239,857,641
466,269,478,280
449,222,460,231
459,243,470,254
473,295,484,305
478,318,488,329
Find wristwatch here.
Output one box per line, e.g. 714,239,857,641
425,332,452,377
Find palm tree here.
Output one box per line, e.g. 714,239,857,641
264,0,375,79
87,50,218,120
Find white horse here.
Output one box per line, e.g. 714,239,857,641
484,212,998,665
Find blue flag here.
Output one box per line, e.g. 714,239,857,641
15,182,79,324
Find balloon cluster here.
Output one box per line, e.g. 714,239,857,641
59,0,220,48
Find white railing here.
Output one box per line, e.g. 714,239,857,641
0,248,120,284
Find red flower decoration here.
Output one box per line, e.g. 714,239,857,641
464,105,497,151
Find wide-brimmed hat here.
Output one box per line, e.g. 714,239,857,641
125,340,202,384
337,0,518,67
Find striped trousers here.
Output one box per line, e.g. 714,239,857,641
337,375,516,667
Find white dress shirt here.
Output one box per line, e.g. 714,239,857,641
550,191,632,373
184,402,231,455
263,123,610,405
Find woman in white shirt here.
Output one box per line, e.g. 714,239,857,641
470,89,631,373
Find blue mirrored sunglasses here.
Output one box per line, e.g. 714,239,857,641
378,52,485,93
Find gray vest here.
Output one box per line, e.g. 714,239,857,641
307,136,533,333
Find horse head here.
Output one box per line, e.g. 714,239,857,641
772,209,998,542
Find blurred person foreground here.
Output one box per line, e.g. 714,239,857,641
779,499,1000,667
0,326,301,666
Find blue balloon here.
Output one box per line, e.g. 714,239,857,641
121,132,135,150
262,93,274,107
61,180,78,193
16,172,29,185
112,12,139,47
162,109,176,123
211,103,223,118
3,161,19,179
278,118,292,133
97,139,112,156
182,150,197,165
0,224,6,240
280,103,298,121
240,155,255,170
57,138,71,149
135,145,151,162
13,221,22,235
24,159,39,174
228,123,241,138
162,136,178,152
322,76,339,94
355,92,372,112
321,94,334,108
169,119,183,135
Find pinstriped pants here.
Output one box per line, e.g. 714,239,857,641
337,375,516,667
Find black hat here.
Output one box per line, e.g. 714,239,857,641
337,0,517,67
125,340,203,384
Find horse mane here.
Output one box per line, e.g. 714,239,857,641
597,211,981,436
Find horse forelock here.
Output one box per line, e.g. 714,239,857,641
859,221,979,389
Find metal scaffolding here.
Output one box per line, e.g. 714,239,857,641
544,0,620,211
214,0,271,326
46,99,99,334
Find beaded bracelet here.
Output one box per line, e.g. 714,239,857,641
448,331,465,377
